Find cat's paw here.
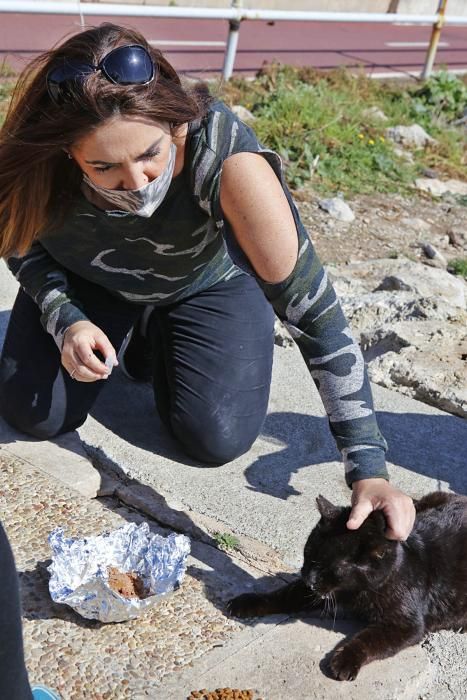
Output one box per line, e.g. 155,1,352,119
227,593,269,618
329,644,363,681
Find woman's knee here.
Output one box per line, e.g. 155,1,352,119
0,406,82,441
171,410,261,465
0,387,86,440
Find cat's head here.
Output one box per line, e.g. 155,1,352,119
300,495,399,596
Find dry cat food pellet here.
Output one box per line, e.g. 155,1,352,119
187,690,263,700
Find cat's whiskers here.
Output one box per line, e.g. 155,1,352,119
331,591,338,629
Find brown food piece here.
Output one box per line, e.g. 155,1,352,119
187,690,257,700
107,566,148,599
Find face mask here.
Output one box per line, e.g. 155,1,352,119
82,143,177,217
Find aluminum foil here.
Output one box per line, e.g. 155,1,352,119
47,522,190,623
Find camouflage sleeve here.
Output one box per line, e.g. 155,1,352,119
260,225,388,487
7,241,89,349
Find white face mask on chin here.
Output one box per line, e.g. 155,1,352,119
82,143,177,217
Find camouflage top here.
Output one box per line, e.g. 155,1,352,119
7,101,388,486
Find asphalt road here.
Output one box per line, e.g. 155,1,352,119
1,11,467,77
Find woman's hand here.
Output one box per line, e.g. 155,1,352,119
61,320,118,382
347,478,416,541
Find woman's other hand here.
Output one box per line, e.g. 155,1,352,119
61,320,118,382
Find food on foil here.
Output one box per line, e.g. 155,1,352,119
47,522,190,623
107,566,148,599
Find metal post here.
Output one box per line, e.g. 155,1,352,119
421,0,448,80
222,0,242,81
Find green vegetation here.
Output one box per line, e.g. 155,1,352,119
213,531,241,552
449,257,467,279
0,80,14,126
221,65,466,194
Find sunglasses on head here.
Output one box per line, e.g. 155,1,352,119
47,44,156,106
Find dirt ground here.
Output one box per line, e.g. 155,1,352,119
294,188,467,268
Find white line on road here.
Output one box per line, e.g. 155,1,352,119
369,68,467,79
386,41,450,47
149,40,226,47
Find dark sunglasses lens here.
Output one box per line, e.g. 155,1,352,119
102,45,154,85
47,62,95,104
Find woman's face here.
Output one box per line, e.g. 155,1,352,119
70,116,173,191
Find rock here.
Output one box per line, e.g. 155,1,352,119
375,276,413,292
420,242,447,268
400,217,431,232
421,167,439,179
231,105,256,122
328,257,467,417
393,146,414,163
363,322,467,418
415,178,467,197
362,106,388,122
447,229,465,247
328,258,466,308
318,197,355,222
339,291,465,333
386,124,436,149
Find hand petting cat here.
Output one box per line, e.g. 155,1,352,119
347,477,416,541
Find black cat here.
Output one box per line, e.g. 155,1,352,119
228,491,467,681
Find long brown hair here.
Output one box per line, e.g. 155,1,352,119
0,23,211,258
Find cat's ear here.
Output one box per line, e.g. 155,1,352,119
316,495,341,520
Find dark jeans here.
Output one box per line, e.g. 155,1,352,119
0,273,275,463
0,522,33,699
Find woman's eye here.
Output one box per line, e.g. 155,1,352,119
93,149,161,174
142,149,161,161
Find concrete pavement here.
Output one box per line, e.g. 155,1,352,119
1,260,466,698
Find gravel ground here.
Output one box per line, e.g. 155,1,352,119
1,454,241,700
295,190,467,267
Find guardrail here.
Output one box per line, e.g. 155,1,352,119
1,0,466,79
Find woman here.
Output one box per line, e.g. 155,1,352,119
0,24,414,539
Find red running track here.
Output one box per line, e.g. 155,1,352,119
0,12,466,77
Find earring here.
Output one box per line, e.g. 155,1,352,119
67,153,73,160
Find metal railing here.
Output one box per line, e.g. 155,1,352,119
1,1,466,79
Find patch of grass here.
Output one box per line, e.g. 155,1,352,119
221,64,466,194
0,81,14,126
0,59,16,78
213,531,241,552
449,258,467,278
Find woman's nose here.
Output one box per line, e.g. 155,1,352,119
121,166,149,190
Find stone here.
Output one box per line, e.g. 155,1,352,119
386,124,436,149
420,243,447,268
400,217,431,233
421,167,439,179
328,257,467,417
362,106,388,122
231,105,256,122
393,146,414,163
447,229,465,247
318,197,355,222
375,276,413,292
328,258,466,309
415,178,467,197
